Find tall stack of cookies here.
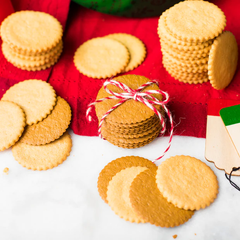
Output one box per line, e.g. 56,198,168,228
157,1,238,89
0,11,63,71
95,75,162,148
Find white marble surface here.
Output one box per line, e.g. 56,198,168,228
0,130,239,240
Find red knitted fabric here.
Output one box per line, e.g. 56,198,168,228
1,0,240,139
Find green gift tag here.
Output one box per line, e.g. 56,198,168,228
72,0,181,17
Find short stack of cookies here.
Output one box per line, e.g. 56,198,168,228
95,75,162,148
0,11,63,71
98,155,219,227
158,1,238,90
74,33,146,79
0,79,72,170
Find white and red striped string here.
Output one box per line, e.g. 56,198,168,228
86,79,174,162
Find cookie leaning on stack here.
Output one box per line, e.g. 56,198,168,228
95,75,162,148
0,11,63,71
158,1,238,90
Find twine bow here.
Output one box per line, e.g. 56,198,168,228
86,79,174,161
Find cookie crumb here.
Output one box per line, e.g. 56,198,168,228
3,167,9,174
173,234,178,239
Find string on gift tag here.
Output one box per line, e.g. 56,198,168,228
225,167,240,191
86,79,174,161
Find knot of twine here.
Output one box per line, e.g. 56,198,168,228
86,79,174,161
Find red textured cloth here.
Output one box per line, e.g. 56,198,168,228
1,0,240,139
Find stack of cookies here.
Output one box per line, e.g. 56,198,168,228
157,1,236,88
98,155,218,227
0,79,72,170
0,11,63,71
95,75,162,148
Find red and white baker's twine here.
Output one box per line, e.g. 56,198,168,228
86,79,174,161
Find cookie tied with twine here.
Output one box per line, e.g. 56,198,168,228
87,75,173,151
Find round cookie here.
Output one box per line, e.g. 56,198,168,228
102,125,160,145
95,75,162,124
107,166,148,223
19,96,71,145
12,131,72,170
102,117,160,135
130,168,194,227
162,56,208,73
102,118,160,138
4,40,63,60
105,33,146,72
161,43,210,63
162,51,208,67
97,156,156,203
0,101,26,151
156,155,219,210
73,37,130,79
165,1,226,42
208,31,238,90
2,43,62,69
0,11,63,53
2,80,57,125
17,57,60,71
158,10,212,47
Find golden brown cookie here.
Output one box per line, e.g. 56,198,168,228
107,166,148,223
0,101,26,151
162,56,208,73
208,31,238,90
130,168,194,227
12,131,72,170
97,156,156,203
102,116,159,135
162,51,208,67
19,96,71,145
161,44,210,63
158,10,212,47
0,11,63,53
165,1,226,42
3,40,63,60
105,33,146,72
160,37,212,54
2,43,62,69
73,37,130,79
102,125,160,145
2,80,57,125
16,57,60,71
108,134,158,149
156,155,219,210
102,118,160,138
